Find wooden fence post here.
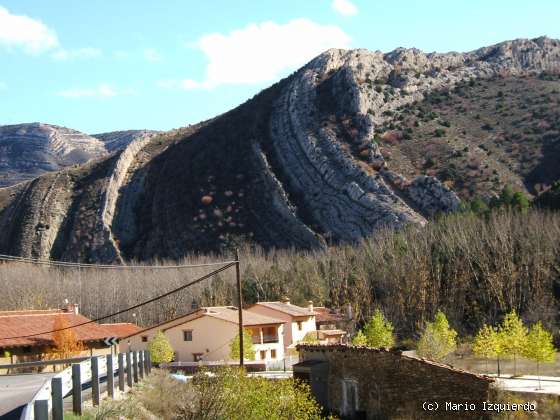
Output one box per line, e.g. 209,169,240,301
143,350,150,375
51,377,63,420
72,363,82,415
132,351,139,383
118,352,125,391
91,356,100,406
126,352,133,388
33,399,49,420
138,351,144,379
107,354,114,399
147,350,152,373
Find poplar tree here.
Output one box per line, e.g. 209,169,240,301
229,329,256,361
524,321,556,389
417,311,457,362
362,309,396,349
499,311,528,376
472,324,503,375
352,330,368,346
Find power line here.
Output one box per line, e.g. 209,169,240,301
0,253,237,270
0,261,237,342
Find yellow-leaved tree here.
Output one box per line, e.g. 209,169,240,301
229,329,256,361
148,331,174,365
417,310,457,362
50,315,84,359
498,311,528,376
472,324,503,375
523,321,556,389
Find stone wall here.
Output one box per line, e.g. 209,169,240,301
297,345,493,419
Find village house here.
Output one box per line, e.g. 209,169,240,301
125,306,286,363
246,298,318,349
295,344,494,420
313,305,353,344
0,304,140,368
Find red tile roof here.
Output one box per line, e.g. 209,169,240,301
124,306,286,339
0,309,137,349
250,302,315,317
314,307,348,323
99,323,142,338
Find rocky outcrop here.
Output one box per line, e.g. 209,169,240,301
0,123,107,187
405,176,461,217
0,37,558,261
92,130,160,152
0,124,155,188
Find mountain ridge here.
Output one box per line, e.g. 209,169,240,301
0,37,558,262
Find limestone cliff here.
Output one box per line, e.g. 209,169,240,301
0,37,558,261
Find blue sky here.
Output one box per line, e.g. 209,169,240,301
1,0,559,134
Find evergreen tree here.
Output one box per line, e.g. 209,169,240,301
499,185,515,207
229,329,256,361
417,311,457,361
472,324,503,375
524,321,556,389
499,311,528,376
362,309,395,349
148,331,174,365
351,330,368,346
512,192,530,212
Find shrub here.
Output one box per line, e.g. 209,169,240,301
148,331,174,365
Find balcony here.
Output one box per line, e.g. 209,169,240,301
250,328,280,344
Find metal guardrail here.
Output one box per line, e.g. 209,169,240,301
0,356,89,371
17,350,151,420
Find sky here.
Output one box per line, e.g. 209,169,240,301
0,0,559,134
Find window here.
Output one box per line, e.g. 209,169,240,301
193,353,203,362
297,321,303,331
141,336,148,342
260,350,267,360
183,330,193,341
270,349,276,359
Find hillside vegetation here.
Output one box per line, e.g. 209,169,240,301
1,208,558,339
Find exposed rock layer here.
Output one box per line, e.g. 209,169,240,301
0,37,558,261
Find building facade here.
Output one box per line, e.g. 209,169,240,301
295,345,494,419
246,299,317,349
125,306,285,363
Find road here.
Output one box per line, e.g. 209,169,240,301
0,373,55,420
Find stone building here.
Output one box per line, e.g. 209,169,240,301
295,345,494,419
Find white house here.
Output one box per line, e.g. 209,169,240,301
246,299,317,349
124,306,285,363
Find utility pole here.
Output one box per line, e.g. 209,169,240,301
235,248,244,367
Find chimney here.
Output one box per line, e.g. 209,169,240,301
281,296,290,305
346,303,353,320
63,303,79,315
307,300,314,312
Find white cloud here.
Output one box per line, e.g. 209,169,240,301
144,48,161,62
331,0,358,16
180,79,200,90
0,6,58,54
57,83,117,98
178,18,350,89
113,50,129,60
156,79,177,89
51,47,102,61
